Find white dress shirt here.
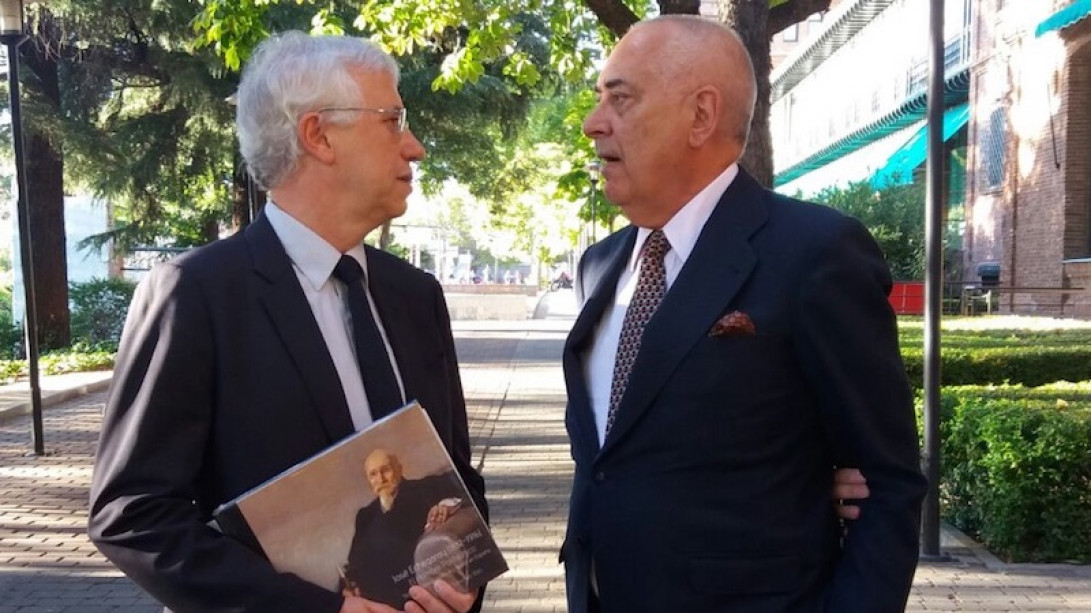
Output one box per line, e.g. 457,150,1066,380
264,202,405,431
582,164,739,445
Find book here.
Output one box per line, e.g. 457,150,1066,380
213,400,508,608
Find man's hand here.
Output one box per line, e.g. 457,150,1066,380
833,467,869,520
424,499,462,532
404,581,477,613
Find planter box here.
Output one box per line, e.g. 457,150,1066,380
889,281,924,315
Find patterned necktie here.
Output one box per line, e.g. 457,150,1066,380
332,255,403,418
605,230,671,435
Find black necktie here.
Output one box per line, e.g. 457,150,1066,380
332,255,403,418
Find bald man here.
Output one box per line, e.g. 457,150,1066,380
344,450,465,609
561,16,927,613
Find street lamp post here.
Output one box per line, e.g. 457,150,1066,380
1,0,45,455
585,160,601,244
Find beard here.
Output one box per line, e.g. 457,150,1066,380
378,490,397,512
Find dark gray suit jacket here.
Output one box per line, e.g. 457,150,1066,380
88,214,484,613
561,169,927,613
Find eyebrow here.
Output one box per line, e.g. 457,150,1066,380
594,78,632,93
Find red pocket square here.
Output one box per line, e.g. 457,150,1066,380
709,310,756,337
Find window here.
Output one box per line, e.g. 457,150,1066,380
783,24,799,42
808,12,824,23
979,107,1007,192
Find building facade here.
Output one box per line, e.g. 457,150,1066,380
964,0,1091,316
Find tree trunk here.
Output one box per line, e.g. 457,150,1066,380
231,154,252,233
659,0,701,14
22,44,70,350
379,221,393,251
719,0,773,187
201,218,220,244
768,0,831,34
229,153,267,233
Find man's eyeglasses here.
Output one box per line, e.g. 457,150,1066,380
317,107,408,133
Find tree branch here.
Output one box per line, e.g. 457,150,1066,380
769,0,831,35
659,0,702,14
582,0,640,38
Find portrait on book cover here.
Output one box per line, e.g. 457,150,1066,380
234,406,472,595
337,446,471,606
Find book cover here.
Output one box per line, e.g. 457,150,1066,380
213,401,507,608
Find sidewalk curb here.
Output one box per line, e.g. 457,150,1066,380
941,521,1008,571
0,374,113,425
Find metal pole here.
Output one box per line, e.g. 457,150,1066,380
921,0,946,559
590,179,597,244
2,15,45,456
586,161,601,245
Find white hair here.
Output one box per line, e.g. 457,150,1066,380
235,31,400,189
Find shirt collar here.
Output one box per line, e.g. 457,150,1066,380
263,201,369,290
626,163,739,271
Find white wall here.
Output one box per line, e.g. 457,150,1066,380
10,195,111,323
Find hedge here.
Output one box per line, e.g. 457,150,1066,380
922,383,1091,562
901,345,1091,388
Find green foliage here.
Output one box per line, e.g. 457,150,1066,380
29,1,241,254
69,277,137,350
194,0,621,91
0,349,116,383
901,345,1091,388
0,285,23,360
929,385,1091,562
402,13,557,204
809,180,926,280
898,322,1091,388
901,319,1091,561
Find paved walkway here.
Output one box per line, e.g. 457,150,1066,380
1,290,1090,612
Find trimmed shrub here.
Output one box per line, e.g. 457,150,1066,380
924,384,1091,562
902,345,1091,388
69,277,137,350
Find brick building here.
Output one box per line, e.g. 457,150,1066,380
965,0,1091,316
756,0,1091,318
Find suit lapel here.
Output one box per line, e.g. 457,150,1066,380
363,248,417,421
246,215,355,442
567,229,637,355
599,170,769,456
564,230,636,458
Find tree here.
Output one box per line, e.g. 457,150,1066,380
17,11,70,348
809,180,927,281
15,0,267,346
196,0,833,189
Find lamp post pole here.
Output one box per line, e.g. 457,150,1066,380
1,0,45,456
920,0,948,560
586,161,601,244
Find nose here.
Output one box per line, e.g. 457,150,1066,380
403,129,426,162
583,101,608,139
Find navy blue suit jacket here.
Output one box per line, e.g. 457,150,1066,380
89,214,484,613
561,169,927,613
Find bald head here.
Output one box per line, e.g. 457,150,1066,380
583,15,759,227
364,449,404,510
626,16,757,147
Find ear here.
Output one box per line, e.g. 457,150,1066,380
688,86,720,148
297,112,337,164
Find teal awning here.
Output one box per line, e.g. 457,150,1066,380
773,68,970,187
869,103,970,189
1036,0,1091,37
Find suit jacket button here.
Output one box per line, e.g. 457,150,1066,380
594,471,606,482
